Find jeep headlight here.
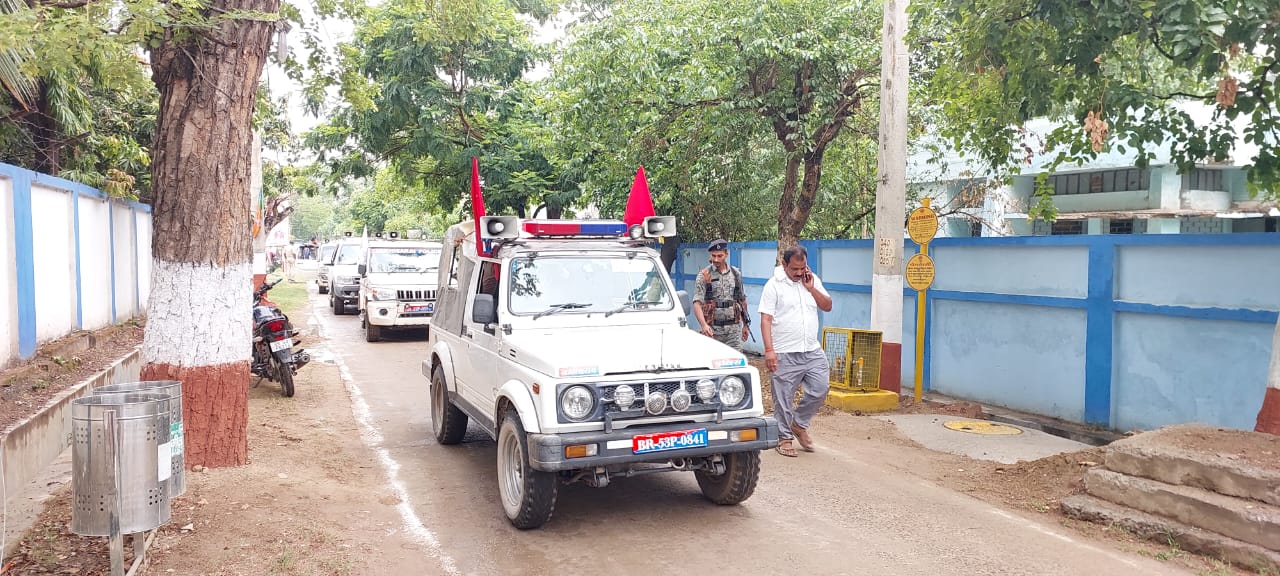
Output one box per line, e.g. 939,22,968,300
718,376,746,407
613,384,636,411
561,385,595,421
369,286,398,301
337,275,359,285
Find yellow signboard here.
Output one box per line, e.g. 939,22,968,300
906,253,935,291
908,204,938,245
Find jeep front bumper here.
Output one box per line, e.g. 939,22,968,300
334,284,359,299
366,301,433,327
527,417,779,472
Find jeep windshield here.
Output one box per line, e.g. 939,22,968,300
368,247,440,273
334,243,363,265
508,256,674,316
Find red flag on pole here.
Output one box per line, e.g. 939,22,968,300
470,157,488,256
623,165,656,227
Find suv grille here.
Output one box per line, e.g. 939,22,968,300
600,381,716,414
397,289,437,301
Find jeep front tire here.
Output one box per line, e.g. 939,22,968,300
695,450,761,505
430,365,468,444
497,411,557,529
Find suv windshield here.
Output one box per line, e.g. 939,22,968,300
318,245,337,265
368,247,440,273
508,256,673,316
335,243,363,265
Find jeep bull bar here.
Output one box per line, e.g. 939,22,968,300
527,417,779,472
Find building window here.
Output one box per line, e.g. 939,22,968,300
968,219,983,237
1051,220,1084,235
1049,168,1150,196
1109,219,1134,235
1182,169,1226,192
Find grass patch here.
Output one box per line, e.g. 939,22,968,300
265,272,310,318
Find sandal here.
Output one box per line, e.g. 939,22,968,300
775,439,799,457
792,425,816,452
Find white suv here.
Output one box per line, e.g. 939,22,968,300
423,216,779,529
358,239,443,342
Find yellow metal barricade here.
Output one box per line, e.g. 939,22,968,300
821,327,883,391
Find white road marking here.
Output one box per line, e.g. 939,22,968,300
316,309,460,576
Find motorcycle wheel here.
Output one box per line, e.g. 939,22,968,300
274,358,295,397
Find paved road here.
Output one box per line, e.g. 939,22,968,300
309,291,1191,576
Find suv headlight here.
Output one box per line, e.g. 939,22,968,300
718,376,746,407
337,275,359,285
368,287,398,301
561,385,595,421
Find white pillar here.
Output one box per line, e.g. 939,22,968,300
871,0,908,392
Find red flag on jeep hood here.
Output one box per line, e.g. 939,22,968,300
623,166,656,227
470,157,488,255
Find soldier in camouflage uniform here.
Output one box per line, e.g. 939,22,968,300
693,239,750,352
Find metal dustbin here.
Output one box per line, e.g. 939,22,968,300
71,393,173,537
95,380,185,497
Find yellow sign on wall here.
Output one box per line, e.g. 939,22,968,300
908,205,938,245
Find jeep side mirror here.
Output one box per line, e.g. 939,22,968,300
677,290,692,316
472,294,497,325
357,264,367,276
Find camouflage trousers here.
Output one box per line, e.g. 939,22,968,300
710,324,744,352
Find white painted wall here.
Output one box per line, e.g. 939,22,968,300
135,210,152,309
112,203,137,318
31,184,74,342
1,176,14,366
78,195,113,330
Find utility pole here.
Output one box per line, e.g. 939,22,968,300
871,0,908,395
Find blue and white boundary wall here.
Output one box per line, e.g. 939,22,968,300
1,162,152,368
674,234,1280,432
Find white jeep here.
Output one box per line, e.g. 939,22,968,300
357,239,443,342
422,216,779,529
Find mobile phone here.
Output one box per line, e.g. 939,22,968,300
803,271,812,282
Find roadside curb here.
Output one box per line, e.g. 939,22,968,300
2,346,142,558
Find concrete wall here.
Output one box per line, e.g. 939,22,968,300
675,233,1280,432
1,162,152,367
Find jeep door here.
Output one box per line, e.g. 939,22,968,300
457,259,504,416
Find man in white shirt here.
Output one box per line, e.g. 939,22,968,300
758,245,833,457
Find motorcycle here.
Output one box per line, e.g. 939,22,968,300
251,278,310,397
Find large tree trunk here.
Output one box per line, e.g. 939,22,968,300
31,81,60,175
1256,318,1280,435
775,152,825,262
141,0,278,468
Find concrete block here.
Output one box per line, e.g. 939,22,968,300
826,389,898,414
1105,425,1280,506
1085,468,1280,551
1062,494,1280,574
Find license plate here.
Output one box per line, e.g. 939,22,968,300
269,338,292,353
632,428,708,454
405,302,435,314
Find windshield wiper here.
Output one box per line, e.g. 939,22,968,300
533,302,590,320
604,300,664,317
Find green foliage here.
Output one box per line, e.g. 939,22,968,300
915,0,1280,201
288,194,337,241
547,0,885,243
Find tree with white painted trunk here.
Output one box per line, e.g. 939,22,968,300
140,0,280,467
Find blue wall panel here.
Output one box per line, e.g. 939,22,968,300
931,244,1088,297
820,246,873,285
1113,313,1271,431
930,300,1088,422
1117,245,1280,310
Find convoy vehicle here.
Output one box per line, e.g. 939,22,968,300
316,241,338,294
423,215,779,529
357,239,443,342
328,237,366,314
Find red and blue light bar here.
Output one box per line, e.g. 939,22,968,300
521,219,630,237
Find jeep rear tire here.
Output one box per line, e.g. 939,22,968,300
695,450,761,505
430,365,468,445
497,411,557,529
